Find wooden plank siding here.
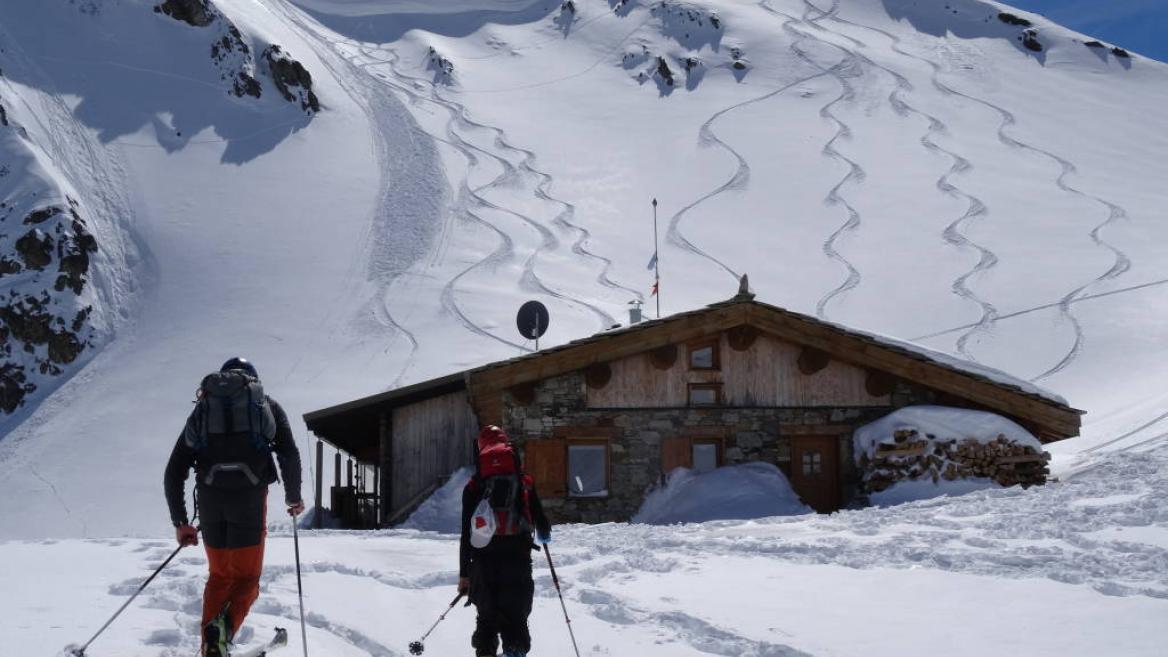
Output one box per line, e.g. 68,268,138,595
389,391,477,519
586,333,886,408
741,306,1081,437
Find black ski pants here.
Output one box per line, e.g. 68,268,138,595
470,552,534,656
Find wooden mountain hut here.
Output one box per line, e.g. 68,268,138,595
303,286,1082,526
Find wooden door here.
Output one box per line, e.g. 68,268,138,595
662,436,692,473
789,436,840,513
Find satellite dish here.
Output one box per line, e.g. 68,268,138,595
516,300,550,341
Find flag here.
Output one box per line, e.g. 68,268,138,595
647,252,658,271
651,281,659,296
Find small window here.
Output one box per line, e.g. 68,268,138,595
688,383,722,406
688,338,720,370
568,442,608,497
693,442,719,474
802,450,823,476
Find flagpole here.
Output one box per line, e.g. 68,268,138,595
652,198,660,319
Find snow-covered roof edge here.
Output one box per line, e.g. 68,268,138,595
818,316,1068,407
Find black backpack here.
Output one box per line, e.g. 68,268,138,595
182,370,277,489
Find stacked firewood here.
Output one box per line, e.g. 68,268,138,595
858,428,1050,493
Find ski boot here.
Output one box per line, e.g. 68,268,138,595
203,608,233,657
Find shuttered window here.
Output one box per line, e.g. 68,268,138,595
662,436,692,473
525,439,566,497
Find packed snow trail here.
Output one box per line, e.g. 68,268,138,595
16,444,1168,657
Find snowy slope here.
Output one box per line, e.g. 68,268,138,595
0,0,1166,540
8,443,1167,657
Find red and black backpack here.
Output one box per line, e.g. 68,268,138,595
470,432,534,537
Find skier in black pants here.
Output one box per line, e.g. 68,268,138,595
459,426,551,657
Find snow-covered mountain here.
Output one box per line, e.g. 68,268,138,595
3,2,1167,655
0,0,1166,540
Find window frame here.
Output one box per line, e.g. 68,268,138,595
687,382,723,407
686,337,721,371
566,437,611,499
691,437,723,473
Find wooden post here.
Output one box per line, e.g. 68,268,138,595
313,440,324,529
347,459,353,488
379,412,393,528
373,467,381,527
333,452,341,489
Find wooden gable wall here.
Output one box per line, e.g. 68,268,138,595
586,332,888,408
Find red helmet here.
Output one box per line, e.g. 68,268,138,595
477,425,509,451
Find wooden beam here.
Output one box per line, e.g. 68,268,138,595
585,362,612,389
727,325,759,351
874,444,928,458
650,344,678,370
379,411,392,529
797,346,830,375
313,440,324,529
865,370,897,397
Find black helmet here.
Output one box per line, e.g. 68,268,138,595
220,356,258,379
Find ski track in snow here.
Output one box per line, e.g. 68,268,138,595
820,3,1135,375
664,7,847,286
765,0,866,321
798,1,1003,361
351,42,624,335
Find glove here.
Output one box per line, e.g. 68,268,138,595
287,500,305,516
537,530,551,545
175,524,199,547
457,577,471,596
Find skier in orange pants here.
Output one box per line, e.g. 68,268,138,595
165,357,303,656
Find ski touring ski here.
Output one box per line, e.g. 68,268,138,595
234,628,288,657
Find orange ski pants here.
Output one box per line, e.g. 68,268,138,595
198,486,268,637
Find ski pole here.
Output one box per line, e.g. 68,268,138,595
408,592,465,655
293,514,309,657
70,534,193,656
542,544,582,657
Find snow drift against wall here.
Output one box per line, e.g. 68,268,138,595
634,462,811,524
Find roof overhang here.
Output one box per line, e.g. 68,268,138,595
303,372,467,460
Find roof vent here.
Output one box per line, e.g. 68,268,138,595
628,299,644,324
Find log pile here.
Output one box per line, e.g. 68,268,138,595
858,428,1050,493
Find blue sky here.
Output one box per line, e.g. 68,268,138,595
1003,0,1168,62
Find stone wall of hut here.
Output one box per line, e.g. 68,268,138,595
503,371,941,523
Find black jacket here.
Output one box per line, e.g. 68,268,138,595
460,475,551,577
164,396,302,526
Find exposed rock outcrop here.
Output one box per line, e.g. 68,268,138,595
154,0,261,99
154,0,215,27
997,12,1032,28
262,45,320,113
